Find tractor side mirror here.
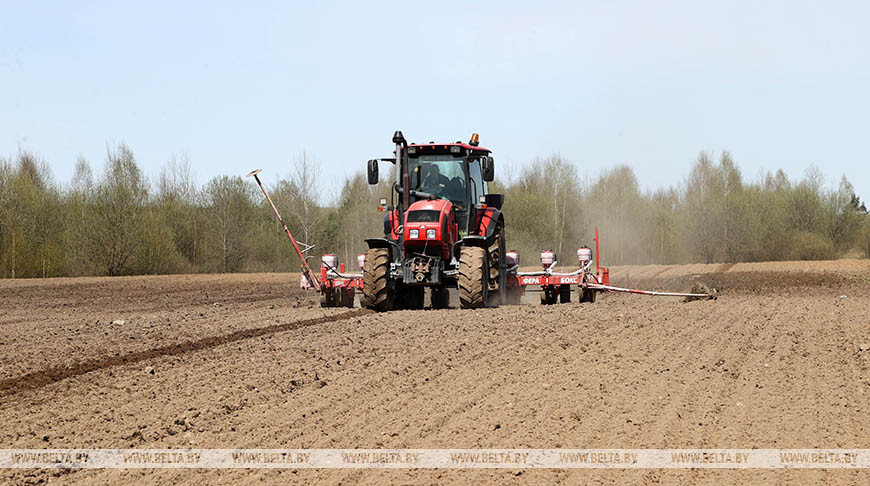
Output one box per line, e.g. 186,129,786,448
481,156,495,182
367,159,378,185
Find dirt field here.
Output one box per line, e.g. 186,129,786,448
1,260,868,484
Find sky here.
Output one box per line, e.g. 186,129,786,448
1,0,868,201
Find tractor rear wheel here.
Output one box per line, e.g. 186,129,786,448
459,246,488,309
363,248,393,312
431,287,450,309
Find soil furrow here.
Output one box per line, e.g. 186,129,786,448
0,309,370,397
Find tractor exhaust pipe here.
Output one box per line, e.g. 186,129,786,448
247,169,320,288
393,130,410,222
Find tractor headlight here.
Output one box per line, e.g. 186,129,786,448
409,229,419,239
426,229,436,239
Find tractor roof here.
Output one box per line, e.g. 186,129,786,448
407,142,491,156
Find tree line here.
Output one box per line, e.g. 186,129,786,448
499,152,868,267
0,144,868,279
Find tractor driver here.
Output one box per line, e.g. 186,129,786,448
419,163,450,195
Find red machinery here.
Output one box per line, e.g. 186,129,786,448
315,253,362,308
249,132,713,309
503,227,714,304
504,227,610,305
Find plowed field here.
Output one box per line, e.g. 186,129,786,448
2,260,868,484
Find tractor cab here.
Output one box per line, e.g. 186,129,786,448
406,140,492,213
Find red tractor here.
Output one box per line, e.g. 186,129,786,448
363,131,506,311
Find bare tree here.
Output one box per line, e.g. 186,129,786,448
158,153,196,205
62,156,96,275
158,153,199,268
201,175,255,272
684,152,725,263
285,151,322,250
0,150,62,278
90,143,148,276
719,151,745,262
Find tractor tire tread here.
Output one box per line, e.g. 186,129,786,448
459,246,486,309
363,248,393,312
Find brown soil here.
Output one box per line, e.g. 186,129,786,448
1,263,868,485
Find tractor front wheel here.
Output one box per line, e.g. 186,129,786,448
459,246,488,309
363,248,393,312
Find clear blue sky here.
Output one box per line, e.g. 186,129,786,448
2,1,868,201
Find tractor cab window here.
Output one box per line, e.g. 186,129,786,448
467,159,485,203
409,155,467,207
